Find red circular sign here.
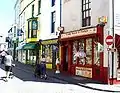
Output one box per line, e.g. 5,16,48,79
105,35,114,45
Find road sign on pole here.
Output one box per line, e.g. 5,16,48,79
105,35,114,46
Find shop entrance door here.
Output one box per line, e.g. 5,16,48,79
63,46,68,71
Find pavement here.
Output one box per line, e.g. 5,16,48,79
14,61,120,92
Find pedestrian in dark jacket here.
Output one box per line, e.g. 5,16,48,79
40,54,47,79
0,50,7,64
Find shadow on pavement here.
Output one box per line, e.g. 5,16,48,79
0,63,68,84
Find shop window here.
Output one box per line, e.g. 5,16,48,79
29,50,36,56
82,0,91,27
86,38,92,65
44,45,52,63
78,39,86,65
117,52,120,68
72,38,93,66
93,39,101,66
72,41,78,64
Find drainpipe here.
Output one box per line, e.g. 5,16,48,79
60,0,62,27
111,0,114,85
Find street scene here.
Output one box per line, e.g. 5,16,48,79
0,0,120,93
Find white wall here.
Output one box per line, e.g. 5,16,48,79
62,0,81,32
40,0,60,40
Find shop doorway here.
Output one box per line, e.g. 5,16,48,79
63,46,68,71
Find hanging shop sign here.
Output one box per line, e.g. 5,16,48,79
61,27,97,39
98,16,108,24
76,67,92,78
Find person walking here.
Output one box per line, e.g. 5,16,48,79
0,50,7,64
40,54,47,79
4,52,13,82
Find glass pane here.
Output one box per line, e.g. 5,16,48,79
72,41,78,64
89,2,91,8
83,0,85,4
78,39,86,65
84,12,86,18
86,38,92,65
53,12,56,22
86,17,90,26
86,4,88,9
83,5,85,10
86,11,88,17
93,39,100,66
86,0,89,3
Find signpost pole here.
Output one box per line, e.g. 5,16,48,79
105,35,114,84
111,0,114,85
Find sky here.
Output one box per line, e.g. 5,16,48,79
0,0,16,38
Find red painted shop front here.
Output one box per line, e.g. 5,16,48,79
59,24,108,83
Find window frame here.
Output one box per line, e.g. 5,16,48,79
51,0,55,6
51,11,56,33
72,38,93,67
82,0,91,27
32,4,34,17
38,0,41,14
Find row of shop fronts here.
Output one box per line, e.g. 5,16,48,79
15,24,120,84
58,24,120,84
16,38,59,69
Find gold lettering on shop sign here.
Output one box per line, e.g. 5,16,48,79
41,39,58,45
61,27,97,39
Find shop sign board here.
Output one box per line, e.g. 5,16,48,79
41,39,58,45
76,67,92,78
61,27,97,39
105,35,114,46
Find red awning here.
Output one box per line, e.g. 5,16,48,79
115,34,120,49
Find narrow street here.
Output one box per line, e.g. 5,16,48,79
0,62,120,93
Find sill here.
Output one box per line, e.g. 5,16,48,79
36,13,41,16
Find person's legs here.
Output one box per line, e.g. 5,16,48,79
43,64,47,79
5,66,10,81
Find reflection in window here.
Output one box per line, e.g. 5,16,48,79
78,39,86,65
93,39,100,66
72,41,78,64
86,38,92,65
44,45,52,63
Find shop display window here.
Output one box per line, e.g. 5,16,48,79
93,39,100,66
44,45,52,63
78,39,86,65
72,41,78,64
86,38,92,65
117,51,120,68
72,38,92,66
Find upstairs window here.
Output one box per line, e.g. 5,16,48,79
32,4,34,17
52,0,55,6
82,0,91,27
51,11,56,33
38,0,41,14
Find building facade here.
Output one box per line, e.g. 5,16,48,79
15,0,40,64
39,0,60,69
59,0,120,84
